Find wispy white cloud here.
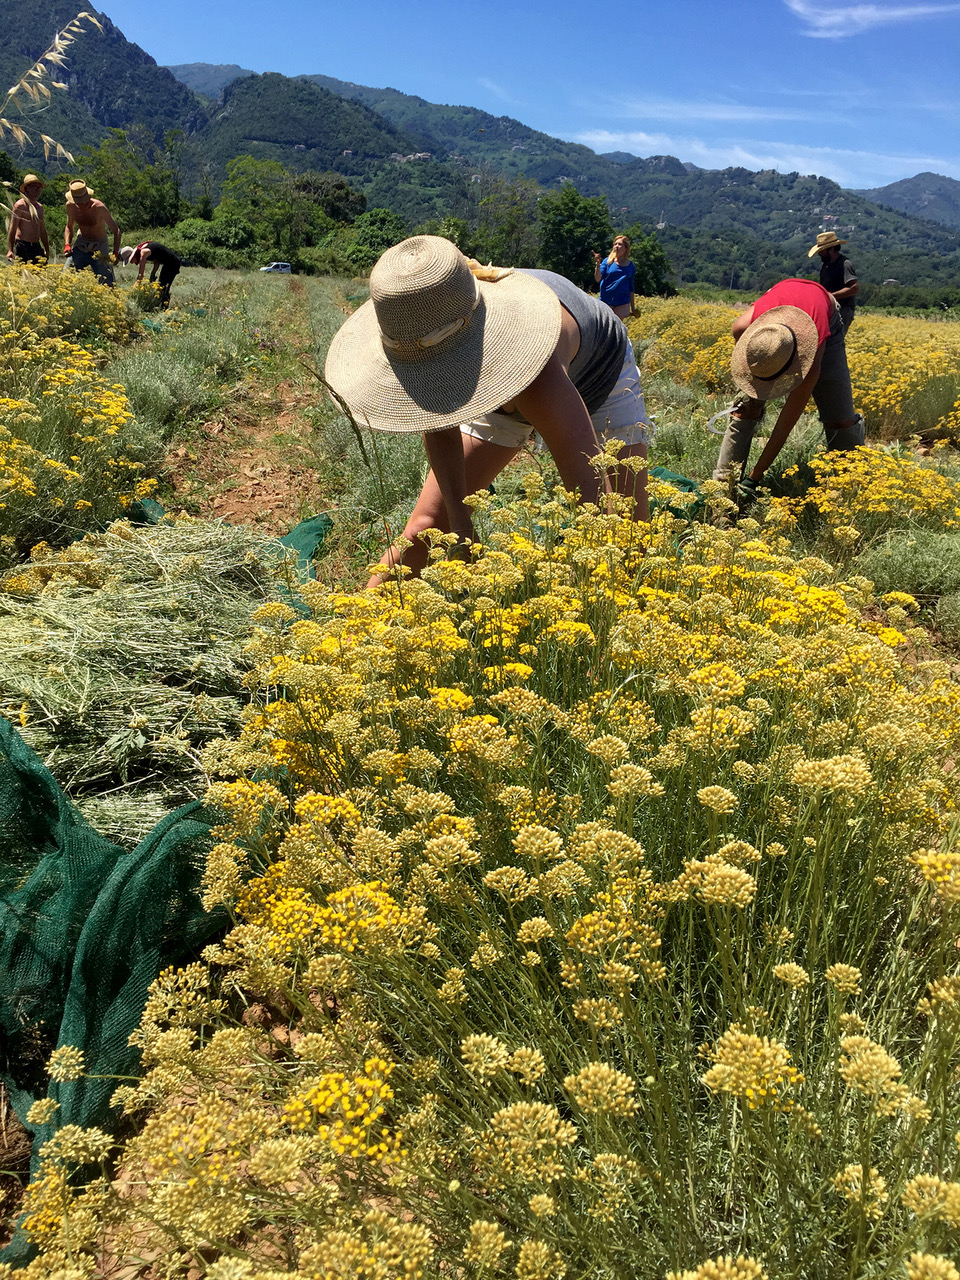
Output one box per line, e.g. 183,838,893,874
600,96,820,124
476,77,522,106
784,0,960,38
571,127,960,187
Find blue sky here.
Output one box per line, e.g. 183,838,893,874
101,0,960,189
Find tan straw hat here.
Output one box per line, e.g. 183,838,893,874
19,173,45,193
808,230,847,258
324,236,562,433
66,180,94,202
730,305,820,401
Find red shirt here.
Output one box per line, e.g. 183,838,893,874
751,279,833,346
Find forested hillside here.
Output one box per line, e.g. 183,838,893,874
165,62,255,97
182,63,960,282
3,0,199,168
857,172,960,230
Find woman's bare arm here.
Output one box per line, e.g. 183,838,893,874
422,427,475,543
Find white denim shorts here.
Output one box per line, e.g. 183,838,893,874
461,343,653,451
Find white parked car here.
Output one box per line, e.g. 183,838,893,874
260,262,292,273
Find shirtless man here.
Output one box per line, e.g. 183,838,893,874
64,180,120,285
6,174,50,264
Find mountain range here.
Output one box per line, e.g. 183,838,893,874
5,4,960,289
855,172,960,230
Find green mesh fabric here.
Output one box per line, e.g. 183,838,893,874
0,717,223,1263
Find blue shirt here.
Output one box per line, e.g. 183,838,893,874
598,258,635,307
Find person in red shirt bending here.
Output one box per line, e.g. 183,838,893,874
712,277,864,501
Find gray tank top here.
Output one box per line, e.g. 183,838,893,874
519,269,627,412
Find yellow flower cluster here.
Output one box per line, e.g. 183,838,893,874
702,1025,803,1109
780,446,960,538
0,263,139,343
21,489,960,1279
283,1056,402,1159
0,324,148,562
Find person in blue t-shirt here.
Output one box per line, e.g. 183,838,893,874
593,235,636,320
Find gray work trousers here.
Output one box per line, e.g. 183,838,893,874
713,309,860,481
71,235,114,285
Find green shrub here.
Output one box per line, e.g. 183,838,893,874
934,591,960,644
856,530,960,599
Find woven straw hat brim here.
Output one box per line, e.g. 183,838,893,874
808,237,847,257
730,304,820,401
324,271,562,433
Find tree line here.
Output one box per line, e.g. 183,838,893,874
2,129,675,292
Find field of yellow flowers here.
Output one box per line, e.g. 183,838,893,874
13,467,960,1280
630,297,960,439
0,265,153,567
7,271,960,1280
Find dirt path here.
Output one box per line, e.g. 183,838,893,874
162,278,352,536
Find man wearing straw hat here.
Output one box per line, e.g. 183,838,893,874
64,180,120,285
6,174,49,264
325,235,652,585
810,231,859,333
712,276,864,500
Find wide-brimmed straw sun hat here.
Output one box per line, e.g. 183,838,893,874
65,180,94,202
808,230,847,258
730,304,820,401
19,174,45,193
324,236,562,433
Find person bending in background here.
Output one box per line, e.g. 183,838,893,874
120,242,182,310
712,276,864,502
6,174,49,264
324,236,652,586
64,181,120,285
592,235,636,320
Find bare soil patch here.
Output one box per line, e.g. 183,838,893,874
163,376,326,536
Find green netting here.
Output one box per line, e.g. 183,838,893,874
0,716,224,1263
649,465,704,518
0,508,336,1263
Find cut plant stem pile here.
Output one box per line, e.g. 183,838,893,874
0,515,292,847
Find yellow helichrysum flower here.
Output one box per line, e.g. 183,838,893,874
825,963,862,996
46,1045,85,1082
481,1102,577,1184
461,1033,511,1081
773,962,810,989
516,1240,567,1279
667,1257,768,1280
679,855,757,909
463,1219,508,1268
902,1174,960,1227
564,1062,638,1115
906,1255,960,1280
911,848,960,903
792,752,872,795
702,1026,802,1109
696,785,738,814
832,1163,888,1218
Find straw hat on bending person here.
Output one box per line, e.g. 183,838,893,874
325,234,652,584
729,304,820,401
325,235,562,434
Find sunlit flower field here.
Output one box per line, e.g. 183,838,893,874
6,269,960,1279
0,266,152,565
16,472,960,1280
630,297,960,439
